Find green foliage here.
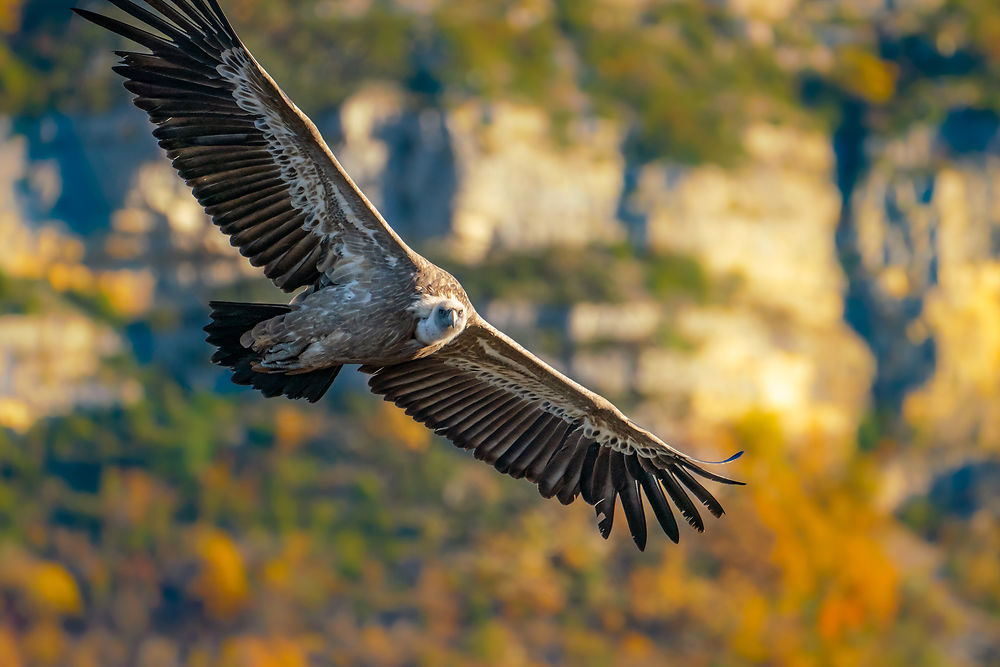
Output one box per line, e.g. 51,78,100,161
644,251,710,303
555,0,793,164
440,245,721,308
3,0,793,164
9,0,1000,163
0,270,126,325
0,270,46,314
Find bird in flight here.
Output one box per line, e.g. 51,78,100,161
76,0,743,550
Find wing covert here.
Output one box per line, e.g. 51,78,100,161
363,318,743,550
75,0,417,291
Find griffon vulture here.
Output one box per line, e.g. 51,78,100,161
75,0,743,550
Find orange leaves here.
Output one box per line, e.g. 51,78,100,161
815,535,899,640
218,636,309,667
734,411,902,650
0,626,22,667
619,632,656,663
0,0,22,34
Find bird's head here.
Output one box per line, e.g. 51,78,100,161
415,296,468,346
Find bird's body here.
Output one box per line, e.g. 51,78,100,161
243,261,471,370
76,0,743,550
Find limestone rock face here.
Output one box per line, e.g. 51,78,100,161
0,125,85,282
447,101,625,259
10,92,1000,478
0,121,144,430
332,87,627,257
333,85,456,243
0,313,138,432
637,124,873,442
105,161,258,291
849,128,1000,460
643,124,843,326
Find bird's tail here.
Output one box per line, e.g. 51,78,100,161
204,301,341,403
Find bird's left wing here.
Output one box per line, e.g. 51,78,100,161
362,318,743,550
75,0,418,291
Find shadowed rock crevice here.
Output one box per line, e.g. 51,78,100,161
833,99,936,420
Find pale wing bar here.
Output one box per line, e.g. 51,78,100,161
363,324,743,551
75,0,411,291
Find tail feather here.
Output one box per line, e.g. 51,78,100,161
205,301,341,403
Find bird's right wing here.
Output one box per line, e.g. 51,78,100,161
362,318,743,551
75,0,418,291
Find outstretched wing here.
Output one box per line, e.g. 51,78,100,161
75,0,417,291
362,318,743,551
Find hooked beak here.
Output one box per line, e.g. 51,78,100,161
447,308,459,328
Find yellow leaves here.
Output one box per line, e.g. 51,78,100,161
192,529,249,620
96,269,155,317
729,588,770,661
0,551,84,618
0,560,76,666
46,263,92,294
2,227,82,282
834,47,898,104
367,402,431,452
0,397,32,432
29,562,83,616
45,263,154,317
732,409,785,463
0,552,78,665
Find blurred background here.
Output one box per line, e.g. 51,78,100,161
2,0,1000,664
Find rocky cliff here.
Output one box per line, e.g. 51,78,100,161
4,89,1000,505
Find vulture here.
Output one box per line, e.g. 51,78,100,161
75,0,743,550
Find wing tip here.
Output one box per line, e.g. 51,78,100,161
679,452,746,486
687,449,744,466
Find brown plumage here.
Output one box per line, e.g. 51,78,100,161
77,0,744,550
